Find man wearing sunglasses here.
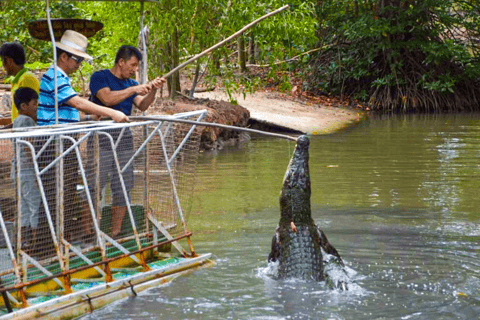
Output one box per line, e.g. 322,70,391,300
37,30,128,126
36,30,129,247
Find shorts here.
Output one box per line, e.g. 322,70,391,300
89,129,135,207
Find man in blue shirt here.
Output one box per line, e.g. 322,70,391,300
89,45,165,238
38,30,129,125
37,30,129,247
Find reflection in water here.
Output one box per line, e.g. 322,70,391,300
423,135,462,214
82,114,480,319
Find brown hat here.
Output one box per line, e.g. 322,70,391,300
55,30,93,60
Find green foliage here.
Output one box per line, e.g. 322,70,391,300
76,1,140,71
3,76,13,84
1,0,320,99
26,61,50,71
309,0,480,111
0,1,86,62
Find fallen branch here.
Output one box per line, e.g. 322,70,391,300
175,90,195,100
162,5,289,79
178,86,215,99
193,86,215,93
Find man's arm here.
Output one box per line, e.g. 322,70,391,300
95,84,150,107
67,96,129,123
134,77,166,111
134,87,157,111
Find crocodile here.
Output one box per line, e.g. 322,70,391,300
268,135,346,284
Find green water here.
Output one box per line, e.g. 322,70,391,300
82,113,480,319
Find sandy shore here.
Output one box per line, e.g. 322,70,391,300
196,90,363,134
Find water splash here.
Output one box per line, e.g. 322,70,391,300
257,256,367,297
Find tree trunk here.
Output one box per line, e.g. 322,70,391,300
316,0,326,47
249,32,255,64
189,60,201,98
163,0,181,98
137,27,149,84
224,50,229,69
377,0,404,18
212,51,221,74
238,35,247,72
169,26,181,98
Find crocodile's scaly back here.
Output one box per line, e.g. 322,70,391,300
269,135,344,282
277,225,324,280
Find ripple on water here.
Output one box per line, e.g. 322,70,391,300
81,115,480,319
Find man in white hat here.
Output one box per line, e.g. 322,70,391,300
37,30,128,125
36,30,128,245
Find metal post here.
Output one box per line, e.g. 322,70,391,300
93,132,107,262
139,2,151,246
45,0,59,125
158,129,189,231
144,124,152,249
15,139,21,263
59,137,65,269
139,0,147,86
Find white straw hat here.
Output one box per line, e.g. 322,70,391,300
55,30,93,60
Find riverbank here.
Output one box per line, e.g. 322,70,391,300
147,89,364,150
195,90,364,135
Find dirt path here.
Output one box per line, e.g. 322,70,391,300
196,90,363,134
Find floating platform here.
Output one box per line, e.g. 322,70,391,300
0,111,211,318
0,253,212,320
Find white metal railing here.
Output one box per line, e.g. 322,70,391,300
0,110,206,305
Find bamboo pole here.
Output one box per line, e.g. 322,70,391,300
162,5,289,79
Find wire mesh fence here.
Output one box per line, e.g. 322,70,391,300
0,110,205,306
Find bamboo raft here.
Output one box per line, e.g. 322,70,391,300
0,110,213,318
